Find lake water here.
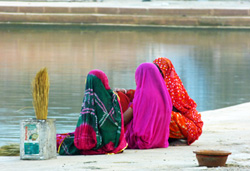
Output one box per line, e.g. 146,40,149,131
0,25,250,146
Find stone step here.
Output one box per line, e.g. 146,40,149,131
1,12,250,28
0,6,250,17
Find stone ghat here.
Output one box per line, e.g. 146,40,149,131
0,2,250,28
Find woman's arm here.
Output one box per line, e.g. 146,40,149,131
123,107,133,126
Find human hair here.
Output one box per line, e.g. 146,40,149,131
154,63,164,78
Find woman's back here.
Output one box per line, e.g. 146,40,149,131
153,57,203,145
125,63,172,149
58,70,127,155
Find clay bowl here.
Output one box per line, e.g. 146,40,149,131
193,150,231,167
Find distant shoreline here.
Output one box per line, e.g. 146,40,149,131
0,1,250,28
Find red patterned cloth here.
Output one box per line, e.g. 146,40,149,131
117,90,135,112
153,57,203,145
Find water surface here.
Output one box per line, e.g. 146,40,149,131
0,25,250,146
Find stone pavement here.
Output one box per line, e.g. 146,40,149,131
0,1,250,28
1,102,250,170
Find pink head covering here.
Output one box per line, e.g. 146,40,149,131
89,69,110,90
125,63,172,149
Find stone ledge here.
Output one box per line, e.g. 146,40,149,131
0,6,249,17
1,13,250,27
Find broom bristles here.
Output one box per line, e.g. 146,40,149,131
32,68,50,120
0,144,20,156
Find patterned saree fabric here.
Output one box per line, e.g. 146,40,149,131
117,89,135,113
153,57,203,145
58,70,127,155
125,63,172,149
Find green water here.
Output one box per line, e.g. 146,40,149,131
0,25,250,146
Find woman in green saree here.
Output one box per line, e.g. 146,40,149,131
57,70,127,155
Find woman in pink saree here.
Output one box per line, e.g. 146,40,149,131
125,63,172,149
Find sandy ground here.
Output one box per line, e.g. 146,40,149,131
1,102,250,170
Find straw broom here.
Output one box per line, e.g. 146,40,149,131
32,68,50,120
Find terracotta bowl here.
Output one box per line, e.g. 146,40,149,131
193,150,231,167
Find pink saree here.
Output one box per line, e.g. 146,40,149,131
125,63,172,149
